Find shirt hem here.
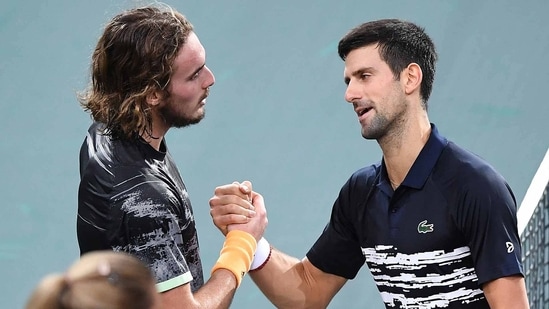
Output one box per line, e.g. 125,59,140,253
156,272,193,292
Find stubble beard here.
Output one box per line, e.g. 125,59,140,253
361,94,408,142
159,97,206,129
361,113,390,140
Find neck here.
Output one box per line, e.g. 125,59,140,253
142,115,169,151
142,134,163,151
380,112,431,186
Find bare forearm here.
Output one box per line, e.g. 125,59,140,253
249,249,310,308
173,229,256,308
160,269,238,309
193,269,238,309
249,249,344,309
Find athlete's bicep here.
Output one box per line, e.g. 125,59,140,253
302,257,347,306
160,283,197,308
482,275,528,309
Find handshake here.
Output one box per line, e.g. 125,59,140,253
208,181,270,286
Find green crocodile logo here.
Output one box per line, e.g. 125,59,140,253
418,220,434,233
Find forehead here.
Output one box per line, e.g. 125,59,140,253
343,44,384,74
172,32,205,74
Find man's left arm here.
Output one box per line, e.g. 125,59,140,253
483,275,529,308
457,166,529,308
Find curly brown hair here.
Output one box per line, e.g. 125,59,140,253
78,5,194,140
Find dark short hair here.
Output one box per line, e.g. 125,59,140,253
338,19,437,107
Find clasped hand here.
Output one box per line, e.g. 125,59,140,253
209,181,268,242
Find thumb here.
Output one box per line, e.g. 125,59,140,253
251,191,265,213
239,180,253,196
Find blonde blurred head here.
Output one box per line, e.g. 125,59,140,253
25,251,160,309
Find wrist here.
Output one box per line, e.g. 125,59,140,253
211,230,257,287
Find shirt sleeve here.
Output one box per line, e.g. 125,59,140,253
453,165,524,285
306,172,369,279
109,175,192,289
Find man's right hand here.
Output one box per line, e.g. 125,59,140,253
209,181,268,241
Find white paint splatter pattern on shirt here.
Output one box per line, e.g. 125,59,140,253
78,122,204,292
362,245,485,308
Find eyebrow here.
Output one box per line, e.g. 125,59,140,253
344,67,375,85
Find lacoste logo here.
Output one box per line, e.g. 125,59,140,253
506,242,514,253
418,220,434,233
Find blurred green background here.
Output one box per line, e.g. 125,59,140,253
1,0,548,308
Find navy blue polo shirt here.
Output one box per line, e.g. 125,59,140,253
307,124,523,308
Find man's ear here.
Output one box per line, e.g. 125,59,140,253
146,90,162,106
402,63,422,95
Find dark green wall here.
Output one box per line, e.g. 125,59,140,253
1,1,548,307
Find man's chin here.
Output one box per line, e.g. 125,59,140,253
171,114,204,129
361,129,381,140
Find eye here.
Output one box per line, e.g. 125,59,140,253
190,71,200,80
360,73,371,80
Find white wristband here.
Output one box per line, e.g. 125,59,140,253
250,237,270,270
